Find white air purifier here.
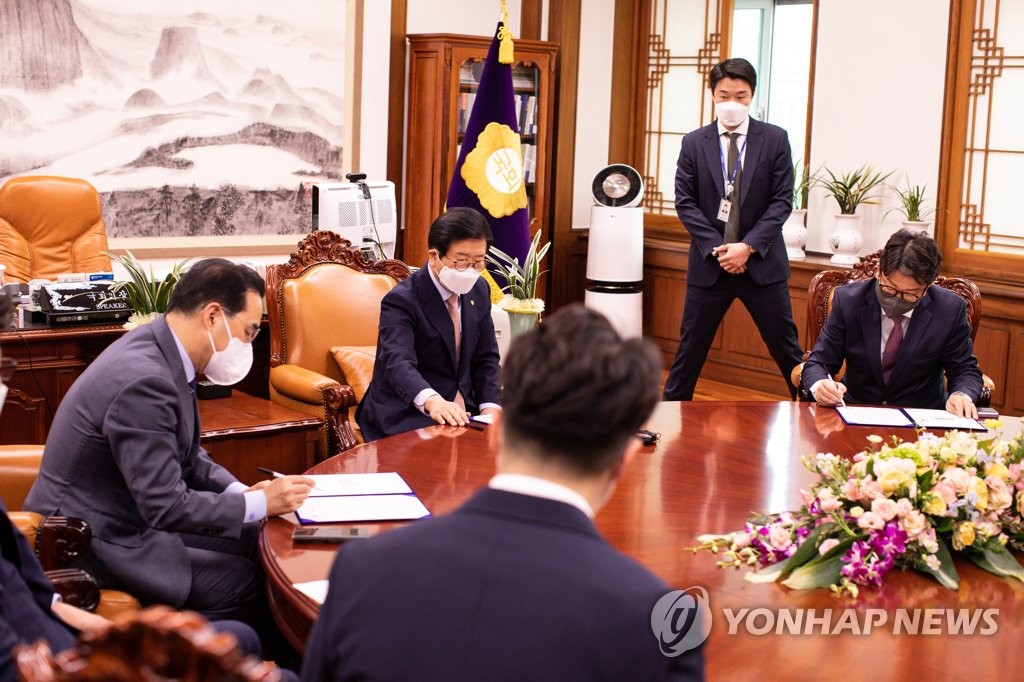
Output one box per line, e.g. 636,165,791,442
584,165,644,338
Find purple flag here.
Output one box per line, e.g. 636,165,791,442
445,22,530,265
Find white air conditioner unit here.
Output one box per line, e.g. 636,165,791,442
312,181,398,259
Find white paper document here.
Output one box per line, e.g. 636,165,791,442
307,472,413,498
293,580,330,605
836,406,914,428
296,493,431,525
902,408,986,431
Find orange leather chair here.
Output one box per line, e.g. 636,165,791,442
0,175,112,282
1,445,139,618
792,250,994,405
266,231,411,459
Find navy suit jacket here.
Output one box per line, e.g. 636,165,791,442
301,488,704,681
802,279,983,408
675,118,794,287
0,497,76,682
356,266,501,442
25,316,245,607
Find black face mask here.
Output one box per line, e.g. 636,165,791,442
875,282,919,317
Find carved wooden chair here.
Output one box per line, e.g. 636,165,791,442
16,606,283,682
266,231,411,459
1,445,140,618
792,251,994,405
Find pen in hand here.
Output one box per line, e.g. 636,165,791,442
257,467,320,493
826,373,846,407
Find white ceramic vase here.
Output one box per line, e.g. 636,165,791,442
828,213,863,266
900,220,932,237
783,209,807,260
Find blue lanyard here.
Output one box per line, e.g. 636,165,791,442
718,134,747,198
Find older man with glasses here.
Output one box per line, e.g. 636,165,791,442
356,207,502,442
801,229,983,417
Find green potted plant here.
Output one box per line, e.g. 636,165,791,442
485,230,551,337
814,164,893,266
886,178,936,234
104,251,192,329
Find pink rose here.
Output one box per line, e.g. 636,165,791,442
817,488,844,513
895,498,914,517
986,476,1013,511
933,480,958,505
941,467,970,494
870,498,899,522
857,511,885,530
860,478,885,501
899,510,927,538
768,525,793,550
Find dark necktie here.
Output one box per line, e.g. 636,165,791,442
724,132,743,243
881,314,904,384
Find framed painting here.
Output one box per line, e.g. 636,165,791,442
0,0,348,257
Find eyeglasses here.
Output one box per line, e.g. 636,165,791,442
228,314,261,343
878,276,928,303
0,357,17,382
440,254,487,272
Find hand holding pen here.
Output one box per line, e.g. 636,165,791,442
816,373,847,408
255,467,316,516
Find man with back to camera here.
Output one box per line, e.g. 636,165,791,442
303,305,705,681
25,259,314,628
356,206,501,441
663,57,803,401
802,229,983,416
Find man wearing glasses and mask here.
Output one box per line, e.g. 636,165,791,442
25,260,314,634
802,229,983,417
357,207,501,441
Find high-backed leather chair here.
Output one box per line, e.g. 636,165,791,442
0,175,112,282
266,231,411,459
1,445,139,619
16,606,284,682
792,250,994,405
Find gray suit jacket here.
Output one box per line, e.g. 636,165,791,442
25,316,245,607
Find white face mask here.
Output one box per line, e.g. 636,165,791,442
205,311,254,386
715,100,749,128
0,382,7,418
437,265,481,296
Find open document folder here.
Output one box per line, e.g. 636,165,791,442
836,406,986,431
294,473,431,524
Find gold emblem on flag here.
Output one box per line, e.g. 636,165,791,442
461,122,528,218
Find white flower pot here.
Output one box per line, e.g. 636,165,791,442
828,213,863,267
783,209,807,260
900,220,932,237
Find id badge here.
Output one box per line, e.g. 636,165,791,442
717,198,732,222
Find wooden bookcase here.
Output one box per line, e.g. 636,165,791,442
403,34,558,267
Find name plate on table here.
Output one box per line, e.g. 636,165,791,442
30,282,132,326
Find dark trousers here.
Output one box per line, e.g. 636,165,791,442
663,273,803,401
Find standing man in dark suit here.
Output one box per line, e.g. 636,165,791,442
25,260,313,626
356,207,501,442
304,305,704,681
802,229,982,416
663,57,803,400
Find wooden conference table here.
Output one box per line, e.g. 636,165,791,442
260,401,1023,680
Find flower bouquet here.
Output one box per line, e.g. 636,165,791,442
693,427,1024,597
